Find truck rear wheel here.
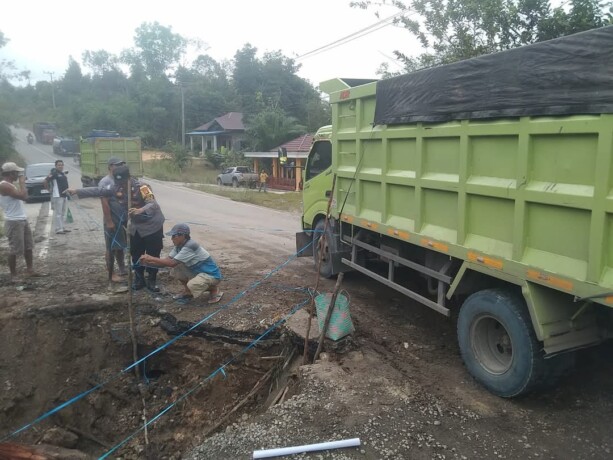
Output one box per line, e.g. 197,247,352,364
457,289,545,397
313,220,334,278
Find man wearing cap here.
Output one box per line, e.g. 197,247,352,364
140,223,224,304
0,162,37,281
98,156,128,282
66,165,165,291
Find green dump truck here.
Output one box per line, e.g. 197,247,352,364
297,27,613,397
78,137,143,187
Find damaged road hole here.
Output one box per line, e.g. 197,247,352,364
0,301,313,458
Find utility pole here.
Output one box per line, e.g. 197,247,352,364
44,71,56,109
180,83,185,149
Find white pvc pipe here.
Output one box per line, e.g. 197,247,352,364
253,437,360,459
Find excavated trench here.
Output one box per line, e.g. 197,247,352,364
0,300,313,459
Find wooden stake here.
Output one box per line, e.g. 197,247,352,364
302,174,337,364
125,176,140,381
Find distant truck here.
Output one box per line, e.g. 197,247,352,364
217,166,258,188
33,122,57,144
78,136,143,187
296,28,613,397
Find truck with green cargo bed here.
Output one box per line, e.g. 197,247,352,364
78,137,143,187
296,27,613,397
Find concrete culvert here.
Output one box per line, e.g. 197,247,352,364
0,300,308,458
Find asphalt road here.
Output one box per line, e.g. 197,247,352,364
11,125,301,266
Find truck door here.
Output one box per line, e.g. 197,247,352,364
302,140,333,228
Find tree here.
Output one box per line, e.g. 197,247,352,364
82,50,120,76
0,31,15,162
352,0,611,73
232,45,329,131
232,44,264,115
246,106,306,152
122,22,187,78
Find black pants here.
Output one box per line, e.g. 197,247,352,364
131,228,164,277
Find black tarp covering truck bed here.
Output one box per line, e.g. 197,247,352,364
374,26,613,125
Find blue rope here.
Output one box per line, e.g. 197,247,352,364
99,296,311,459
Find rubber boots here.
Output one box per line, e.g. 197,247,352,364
132,268,146,291
146,271,160,293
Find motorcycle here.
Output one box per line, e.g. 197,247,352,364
26,134,34,144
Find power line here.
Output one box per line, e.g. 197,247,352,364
296,11,407,61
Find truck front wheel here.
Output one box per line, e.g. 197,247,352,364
457,289,545,397
313,220,334,278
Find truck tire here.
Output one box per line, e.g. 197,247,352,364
232,178,239,188
313,220,334,278
457,289,545,397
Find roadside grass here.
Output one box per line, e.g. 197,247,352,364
144,158,303,213
189,184,303,213
144,158,218,184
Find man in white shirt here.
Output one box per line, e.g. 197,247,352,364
43,159,71,234
0,162,36,281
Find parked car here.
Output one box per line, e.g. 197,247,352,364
25,163,55,202
216,166,258,188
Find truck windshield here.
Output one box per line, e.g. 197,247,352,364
305,141,332,181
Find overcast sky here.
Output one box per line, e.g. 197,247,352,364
0,0,420,87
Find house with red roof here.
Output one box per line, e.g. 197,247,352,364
244,133,314,191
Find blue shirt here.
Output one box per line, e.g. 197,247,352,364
169,239,221,279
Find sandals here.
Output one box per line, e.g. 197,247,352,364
208,292,224,304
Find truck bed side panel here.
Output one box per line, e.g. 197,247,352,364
331,82,613,302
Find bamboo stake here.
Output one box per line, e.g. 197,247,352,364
313,272,344,363
125,175,140,381
302,174,337,364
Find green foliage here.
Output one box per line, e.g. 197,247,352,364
205,151,225,169
123,22,187,78
144,157,218,184
352,0,612,72
219,149,247,169
190,183,303,212
0,31,15,162
0,22,329,152
232,44,328,131
246,106,306,152
162,141,192,172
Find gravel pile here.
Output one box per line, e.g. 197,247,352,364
184,359,482,460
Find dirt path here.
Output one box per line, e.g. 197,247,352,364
0,186,611,459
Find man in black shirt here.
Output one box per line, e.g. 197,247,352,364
43,160,70,234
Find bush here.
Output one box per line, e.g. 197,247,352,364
162,141,192,172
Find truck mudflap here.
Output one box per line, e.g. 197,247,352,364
296,231,313,257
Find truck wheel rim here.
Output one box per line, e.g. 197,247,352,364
470,315,513,375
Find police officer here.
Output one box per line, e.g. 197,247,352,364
66,165,165,291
